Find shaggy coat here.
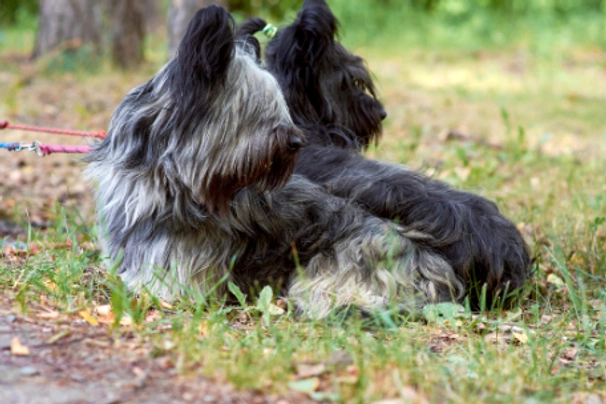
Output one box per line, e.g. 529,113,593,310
238,0,532,307
87,5,464,318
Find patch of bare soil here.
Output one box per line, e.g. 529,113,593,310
0,298,312,404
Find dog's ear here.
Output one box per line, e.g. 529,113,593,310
292,0,338,64
173,5,235,91
264,0,338,125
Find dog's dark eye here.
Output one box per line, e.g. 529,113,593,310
353,79,365,90
353,78,375,98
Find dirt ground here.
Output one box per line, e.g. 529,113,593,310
0,79,313,404
0,295,312,404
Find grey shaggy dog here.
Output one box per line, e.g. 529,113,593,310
87,5,469,319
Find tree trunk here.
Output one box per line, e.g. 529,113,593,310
33,0,102,59
109,0,146,69
143,0,163,33
167,0,227,59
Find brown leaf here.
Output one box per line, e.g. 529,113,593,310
559,347,579,365
11,337,30,356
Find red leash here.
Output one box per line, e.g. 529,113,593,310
0,120,105,156
0,120,106,140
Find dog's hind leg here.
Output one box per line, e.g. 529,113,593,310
295,145,531,308
285,217,464,319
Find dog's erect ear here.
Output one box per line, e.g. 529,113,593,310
264,0,338,125
292,0,338,64
174,5,235,91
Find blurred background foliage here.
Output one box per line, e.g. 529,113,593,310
1,0,605,52
4,0,606,23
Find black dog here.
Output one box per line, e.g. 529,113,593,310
238,0,532,307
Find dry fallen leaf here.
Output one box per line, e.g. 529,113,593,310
547,274,565,288
95,305,115,324
159,300,173,310
120,315,133,327
296,363,326,379
163,339,176,351
513,332,529,344
560,347,579,365
37,311,60,319
96,305,112,316
145,309,161,323
268,303,285,315
11,337,31,356
337,364,360,384
79,309,99,326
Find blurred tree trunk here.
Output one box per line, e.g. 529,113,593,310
143,0,163,33
33,0,102,59
109,0,146,69
167,0,227,58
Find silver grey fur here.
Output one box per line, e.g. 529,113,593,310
86,6,464,319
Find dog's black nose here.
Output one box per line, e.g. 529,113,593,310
288,136,303,151
379,108,387,120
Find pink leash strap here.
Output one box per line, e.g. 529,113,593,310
36,143,93,156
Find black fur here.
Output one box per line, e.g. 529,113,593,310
88,6,474,319
238,0,532,307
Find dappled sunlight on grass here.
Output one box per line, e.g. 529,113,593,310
357,48,606,164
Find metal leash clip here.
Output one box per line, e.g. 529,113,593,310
25,140,44,157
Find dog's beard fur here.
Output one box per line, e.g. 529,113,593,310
86,5,470,319
237,0,531,308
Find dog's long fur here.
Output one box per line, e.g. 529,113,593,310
87,5,466,319
238,0,532,307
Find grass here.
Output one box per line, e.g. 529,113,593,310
1,9,606,403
